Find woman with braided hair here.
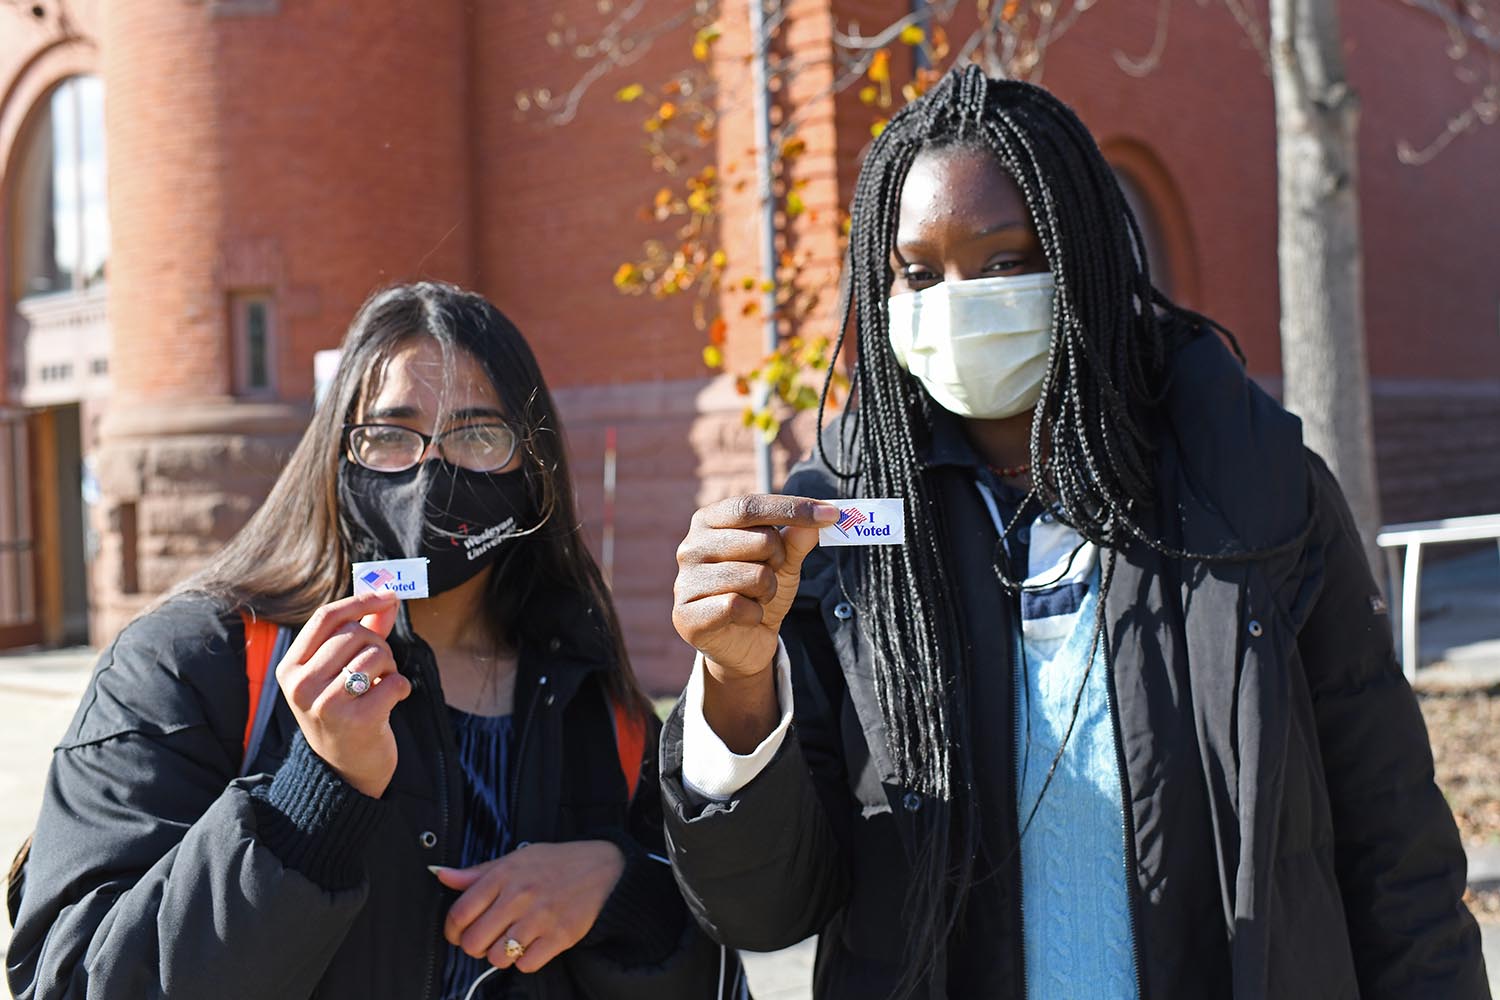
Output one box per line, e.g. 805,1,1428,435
662,66,1488,999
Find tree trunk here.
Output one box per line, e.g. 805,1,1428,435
1270,0,1383,576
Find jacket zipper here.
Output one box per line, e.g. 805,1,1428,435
508,673,546,830
420,645,453,1000
1101,629,1149,1000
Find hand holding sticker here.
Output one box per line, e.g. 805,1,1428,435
352,557,430,599
275,590,410,797
818,499,906,547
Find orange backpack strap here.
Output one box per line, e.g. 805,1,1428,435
610,699,648,804
240,611,291,775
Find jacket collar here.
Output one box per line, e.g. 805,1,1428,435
920,404,987,471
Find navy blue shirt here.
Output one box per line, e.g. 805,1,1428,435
439,708,514,1000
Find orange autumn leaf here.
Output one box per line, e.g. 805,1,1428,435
868,49,891,84
692,23,721,62
1002,0,1021,22
612,262,643,290
657,101,677,121
931,25,951,60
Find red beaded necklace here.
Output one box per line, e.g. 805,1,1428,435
987,462,1032,479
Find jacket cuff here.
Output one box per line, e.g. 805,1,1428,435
681,641,794,804
250,732,385,890
576,829,684,965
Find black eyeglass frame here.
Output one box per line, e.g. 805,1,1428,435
341,421,522,474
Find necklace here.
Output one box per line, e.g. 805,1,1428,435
987,461,1032,479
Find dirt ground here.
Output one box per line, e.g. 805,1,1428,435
1420,686,1500,922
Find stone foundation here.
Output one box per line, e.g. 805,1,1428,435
90,400,308,644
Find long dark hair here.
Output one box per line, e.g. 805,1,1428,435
817,67,1229,993
178,281,648,716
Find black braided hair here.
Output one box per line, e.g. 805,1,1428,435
812,66,1257,995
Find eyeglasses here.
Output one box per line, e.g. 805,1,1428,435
343,422,520,473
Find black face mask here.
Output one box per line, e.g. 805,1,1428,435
339,458,533,597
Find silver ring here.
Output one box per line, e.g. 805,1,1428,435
343,670,371,696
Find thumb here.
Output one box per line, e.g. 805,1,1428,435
781,523,825,577
429,864,485,891
359,592,399,639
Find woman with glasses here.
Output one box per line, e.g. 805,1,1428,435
7,282,743,1000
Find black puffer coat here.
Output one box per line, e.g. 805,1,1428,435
661,331,1489,999
8,595,740,1000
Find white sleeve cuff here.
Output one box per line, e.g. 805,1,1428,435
680,641,794,802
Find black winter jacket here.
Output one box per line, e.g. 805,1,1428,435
7,594,739,1000
660,331,1489,999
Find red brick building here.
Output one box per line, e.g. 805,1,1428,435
2,0,1496,690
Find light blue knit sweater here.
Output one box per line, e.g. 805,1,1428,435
1015,558,1139,1000
977,482,1139,999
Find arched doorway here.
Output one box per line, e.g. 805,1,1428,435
1,73,109,648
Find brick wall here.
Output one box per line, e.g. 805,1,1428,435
4,1,1496,669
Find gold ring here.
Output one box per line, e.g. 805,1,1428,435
504,937,525,961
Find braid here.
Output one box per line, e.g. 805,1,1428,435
814,65,1278,996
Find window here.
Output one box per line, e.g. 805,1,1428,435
11,75,109,301
231,293,276,396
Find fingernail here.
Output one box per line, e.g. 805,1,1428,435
427,865,447,876
813,503,841,523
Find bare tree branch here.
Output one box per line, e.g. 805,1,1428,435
1398,78,1499,163
1399,0,1500,54
1115,0,1174,77
1034,0,1100,80
1221,0,1273,69
831,1,955,50
537,0,712,125
1395,0,1499,162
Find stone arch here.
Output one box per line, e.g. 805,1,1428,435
0,35,99,172
1098,137,1201,310
1,35,102,368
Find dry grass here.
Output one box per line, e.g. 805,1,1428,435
1420,685,1500,923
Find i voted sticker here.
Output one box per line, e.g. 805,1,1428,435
819,498,906,547
352,558,430,599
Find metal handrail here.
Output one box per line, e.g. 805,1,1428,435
1376,513,1500,680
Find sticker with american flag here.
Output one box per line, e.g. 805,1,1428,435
819,498,905,547
352,557,430,599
